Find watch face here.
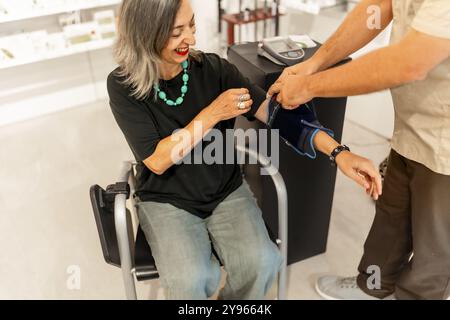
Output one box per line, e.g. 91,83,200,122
267,39,302,53
331,145,350,161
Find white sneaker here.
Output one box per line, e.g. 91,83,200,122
315,276,387,300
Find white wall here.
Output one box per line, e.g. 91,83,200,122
191,0,220,52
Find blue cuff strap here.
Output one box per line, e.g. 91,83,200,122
267,95,334,159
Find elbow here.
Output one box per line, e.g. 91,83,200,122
151,168,166,176
143,157,167,176
402,65,428,83
415,70,429,82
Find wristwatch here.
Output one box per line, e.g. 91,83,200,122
330,145,350,166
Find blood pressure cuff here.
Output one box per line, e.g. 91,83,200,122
267,95,334,159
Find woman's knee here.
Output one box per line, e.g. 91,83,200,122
162,259,221,298
245,241,282,278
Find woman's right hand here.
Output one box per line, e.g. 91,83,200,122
204,88,253,123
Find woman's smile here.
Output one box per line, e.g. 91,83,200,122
175,47,190,56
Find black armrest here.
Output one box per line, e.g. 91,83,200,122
90,185,121,267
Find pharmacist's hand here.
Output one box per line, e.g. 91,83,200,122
267,74,313,108
205,88,253,122
335,151,383,200
273,59,319,86
267,60,319,108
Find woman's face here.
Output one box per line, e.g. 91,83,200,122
161,0,196,66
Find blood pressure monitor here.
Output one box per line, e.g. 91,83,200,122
258,36,305,66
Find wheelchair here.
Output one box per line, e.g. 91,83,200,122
90,145,288,300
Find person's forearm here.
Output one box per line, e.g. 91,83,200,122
310,0,392,72
306,42,424,98
255,99,269,124
313,130,339,157
144,109,218,175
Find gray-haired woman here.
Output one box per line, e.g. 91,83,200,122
107,0,382,300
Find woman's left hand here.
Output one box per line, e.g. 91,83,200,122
335,151,383,200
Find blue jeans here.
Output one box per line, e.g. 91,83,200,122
136,181,282,300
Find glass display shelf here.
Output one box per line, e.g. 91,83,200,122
0,0,121,24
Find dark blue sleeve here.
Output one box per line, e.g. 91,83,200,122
267,95,334,159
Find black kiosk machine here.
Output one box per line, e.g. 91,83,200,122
229,40,350,265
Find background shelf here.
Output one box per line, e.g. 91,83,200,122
0,38,114,70
0,0,121,24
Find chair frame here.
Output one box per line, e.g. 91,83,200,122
110,145,288,300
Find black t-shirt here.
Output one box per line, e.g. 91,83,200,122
107,52,266,218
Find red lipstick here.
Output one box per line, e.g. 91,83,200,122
175,48,189,56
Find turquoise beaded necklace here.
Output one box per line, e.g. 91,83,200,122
155,60,189,107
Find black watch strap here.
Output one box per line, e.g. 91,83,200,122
330,145,350,166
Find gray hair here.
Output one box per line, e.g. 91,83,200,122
114,0,198,100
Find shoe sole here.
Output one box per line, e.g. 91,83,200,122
315,280,395,300
314,281,341,300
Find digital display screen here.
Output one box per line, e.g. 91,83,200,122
268,40,299,53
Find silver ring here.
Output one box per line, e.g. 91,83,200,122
239,94,250,102
238,101,246,110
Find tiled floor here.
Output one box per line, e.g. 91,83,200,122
0,99,390,299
